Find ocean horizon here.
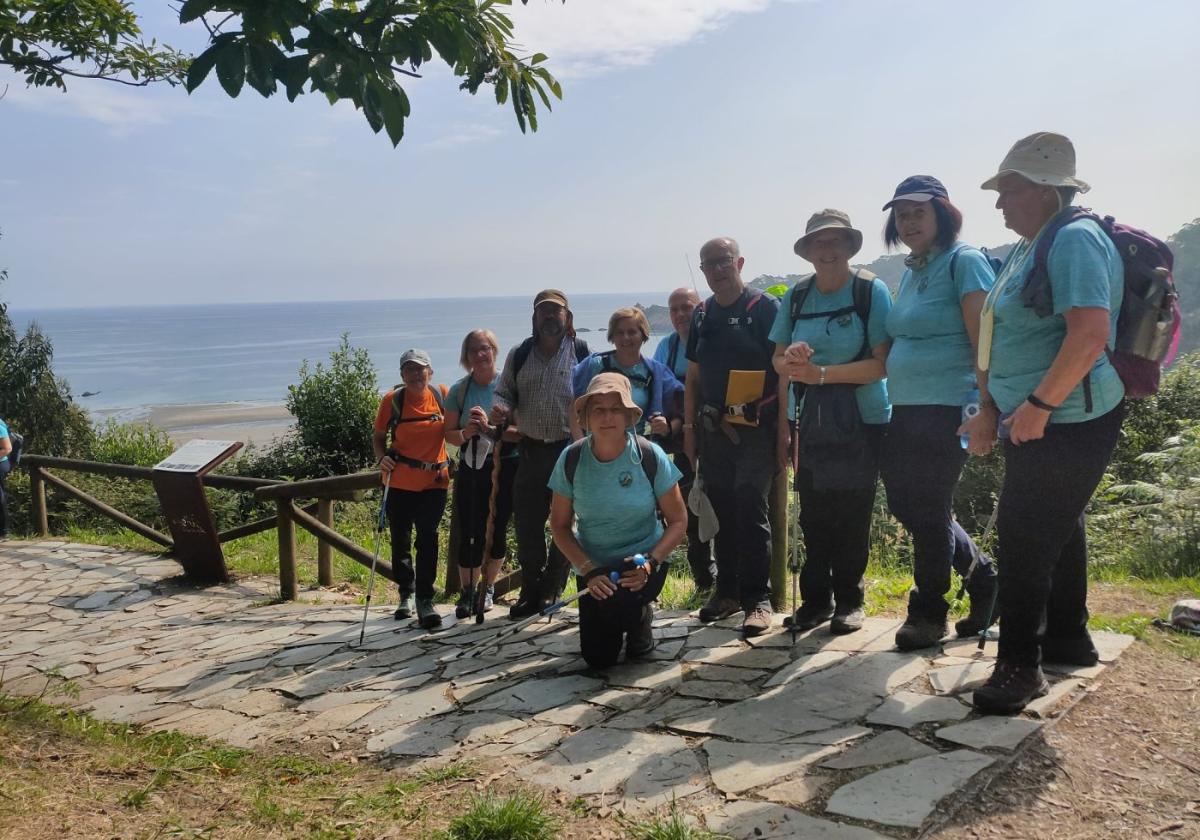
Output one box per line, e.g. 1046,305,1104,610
8,293,674,416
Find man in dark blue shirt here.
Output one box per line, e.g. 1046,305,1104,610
683,237,786,636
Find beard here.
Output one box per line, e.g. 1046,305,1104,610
538,318,564,339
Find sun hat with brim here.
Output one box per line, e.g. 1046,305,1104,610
574,372,643,427
881,175,949,211
399,348,433,369
980,131,1090,193
534,289,569,309
794,209,863,260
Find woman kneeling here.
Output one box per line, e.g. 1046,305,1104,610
550,373,688,669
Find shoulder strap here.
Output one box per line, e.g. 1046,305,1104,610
512,336,536,378
599,350,614,372
1026,207,1093,318
388,385,446,435
452,375,471,416
564,438,587,485
634,435,658,487
851,269,875,361
789,275,816,323
573,337,590,363
666,332,680,373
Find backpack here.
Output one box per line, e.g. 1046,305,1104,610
386,384,447,437
949,245,1004,283
694,290,778,419
1024,209,1182,399
788,269,877,362
665,332,682,375
562,435,658,487
512,335,590,378
7,430,22,467
598,350,654,393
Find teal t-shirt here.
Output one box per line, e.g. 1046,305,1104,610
574,355,653,432
985,219,1125,423
447,375,517,459
886,244,995,406
548,435,682,571
653,333,689,381
769,274,893,424
0,419,8,463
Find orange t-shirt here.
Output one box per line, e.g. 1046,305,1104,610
374,385,450,491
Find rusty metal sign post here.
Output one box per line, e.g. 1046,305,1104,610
152,439,243,583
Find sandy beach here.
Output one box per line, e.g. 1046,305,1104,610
145,403,294,448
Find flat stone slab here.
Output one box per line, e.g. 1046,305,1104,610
820,730,937,770
351,684,454,730
704,740,839,795
818,617,904,652
936,717,1043,751
603,662,682,691
707,801,889,839
1091,630,1136,662
1025,678,1085,718
928,661,993,695
676,678,758,701
827,749,994,829
763,651,850,689
759,774,830,807
866,690,972,728
681,646,794,669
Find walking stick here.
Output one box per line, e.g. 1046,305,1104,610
790,381,803,647
955,495,1000,651
463,435,479,623
476,420,509,623
358,472,392,647
459,588,590,659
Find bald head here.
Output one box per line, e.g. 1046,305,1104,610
698,237,745,305
667,287,701,338
700,237,740,260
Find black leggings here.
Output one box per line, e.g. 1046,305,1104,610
995,403,1124,666
0,458,9,536
577,564,668,669
387,488,448,599
452,456,517,569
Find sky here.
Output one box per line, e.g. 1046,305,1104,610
2,0,1198,309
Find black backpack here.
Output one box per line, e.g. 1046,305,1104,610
7,431,22,467
562,435,658,487
788,269,876,355
386,385,447,437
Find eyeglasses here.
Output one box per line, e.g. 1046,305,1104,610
699,255,735,272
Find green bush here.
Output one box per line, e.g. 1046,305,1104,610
1111,352,1200,484
89,419,173,466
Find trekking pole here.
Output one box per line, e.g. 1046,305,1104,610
477,419,509,624
464,435,478,624
358,470,392,647
790,381,803,647
954,495,1000,651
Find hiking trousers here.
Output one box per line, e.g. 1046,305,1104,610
387,488,448,600
513,438,571,602
795,424,885,612
452,456,517,569
881,406,995,621
0,458,9,536
675,452,715,589
996,402,1124,667
577,564,667,669
700,423,776,611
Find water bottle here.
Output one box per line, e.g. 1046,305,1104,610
961,389,980,450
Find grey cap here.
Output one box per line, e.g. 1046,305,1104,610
399,348,433,370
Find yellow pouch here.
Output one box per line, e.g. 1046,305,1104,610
724,370,766,427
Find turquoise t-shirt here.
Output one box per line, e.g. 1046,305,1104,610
985,219,1125,423
769,274,893,424
886,244,995,406
573,355,653,432
0,419,8,463
653,333,689,381
447,375,518,459
548,435,682,571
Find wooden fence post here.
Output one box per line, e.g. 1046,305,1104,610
769,467,790,612
29,465,49,536
277,499,297,601
317,498,334,587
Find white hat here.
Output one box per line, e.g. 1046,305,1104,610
981,132,1090,193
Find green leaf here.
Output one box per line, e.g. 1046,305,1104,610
245,43,278,97
178,0,215,24
281,55,309,101
185,44,219,92
361,79,384,133
215,42,247,97
379,85,407,146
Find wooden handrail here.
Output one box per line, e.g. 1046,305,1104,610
217,502,316,544
21,454,284,490
39,468,173,548
254,470,380,501
288,502,395,582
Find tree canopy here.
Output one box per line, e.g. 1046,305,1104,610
1,0,562,145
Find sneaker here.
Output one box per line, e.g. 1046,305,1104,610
626,606,655,659
830,608,865,635
393,592,415,621
783,602,835,630
483,586,495,611
955,573,998,637
742,606,773,637
973,660,1049,714
895,616,948,651
1041,633,1100,667
508,598,538,620
455,584,475,620
416,597,443,630
698,593,741,623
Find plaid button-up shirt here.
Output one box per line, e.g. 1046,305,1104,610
494,336,578,442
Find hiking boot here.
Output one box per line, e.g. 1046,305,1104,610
416,597,443,630
1041,633,1100,667
955,573,998,637
698,593,741,623
626,606,655,659
895,615,948,651
455,584,475,620
742,606,773,637
393,592,415,621
973,660,1049,714
783,602,835,630
483,585,495,611
508,598,538,620
830,608,865,635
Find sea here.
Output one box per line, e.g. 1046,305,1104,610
7,294,670,417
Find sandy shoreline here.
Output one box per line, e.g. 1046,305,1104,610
127,403,295,448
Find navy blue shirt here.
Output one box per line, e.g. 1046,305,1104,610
686,288,780,418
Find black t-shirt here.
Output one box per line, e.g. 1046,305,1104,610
686,288,780,413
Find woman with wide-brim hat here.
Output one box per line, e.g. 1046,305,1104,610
878,175,999,651
969,132,1126,714
770,209,893,635
549,373,687,668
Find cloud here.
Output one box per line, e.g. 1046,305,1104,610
423,123,503,149
505,0,775,77
1,71,204,134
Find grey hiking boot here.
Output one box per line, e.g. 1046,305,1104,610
393,592,415,621
895,615,948,651
416,597,443,630
698,592,741,623
455,584,475,620
973,660,1049,714
830,607,865,635
784,602,835,630
742,606,773,637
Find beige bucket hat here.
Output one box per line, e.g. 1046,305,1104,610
575,372,643,427
981,131,1090,193
793,209,863,260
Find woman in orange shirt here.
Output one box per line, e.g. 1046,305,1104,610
373,349,452,630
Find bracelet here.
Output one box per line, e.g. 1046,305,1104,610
1026,394,1059,412
818,366,827,386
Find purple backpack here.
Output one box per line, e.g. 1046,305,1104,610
1026,209,1182,400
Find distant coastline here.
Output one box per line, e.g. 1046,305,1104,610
96,403,294,448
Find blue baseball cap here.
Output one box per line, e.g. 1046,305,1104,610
882,175,949,210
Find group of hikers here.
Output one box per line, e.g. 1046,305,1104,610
371,132,1169,715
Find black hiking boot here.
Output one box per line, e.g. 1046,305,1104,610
455,584,475,620
698,592,741,623
626,606,655,659
508,597,538,620
416,597,443,631
783,601,835,631
1041,632,1100,667
895,615,948,651
972,660,1049,714
955,573,998,637
830,607,865,635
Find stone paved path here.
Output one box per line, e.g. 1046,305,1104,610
0,542,1135,838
